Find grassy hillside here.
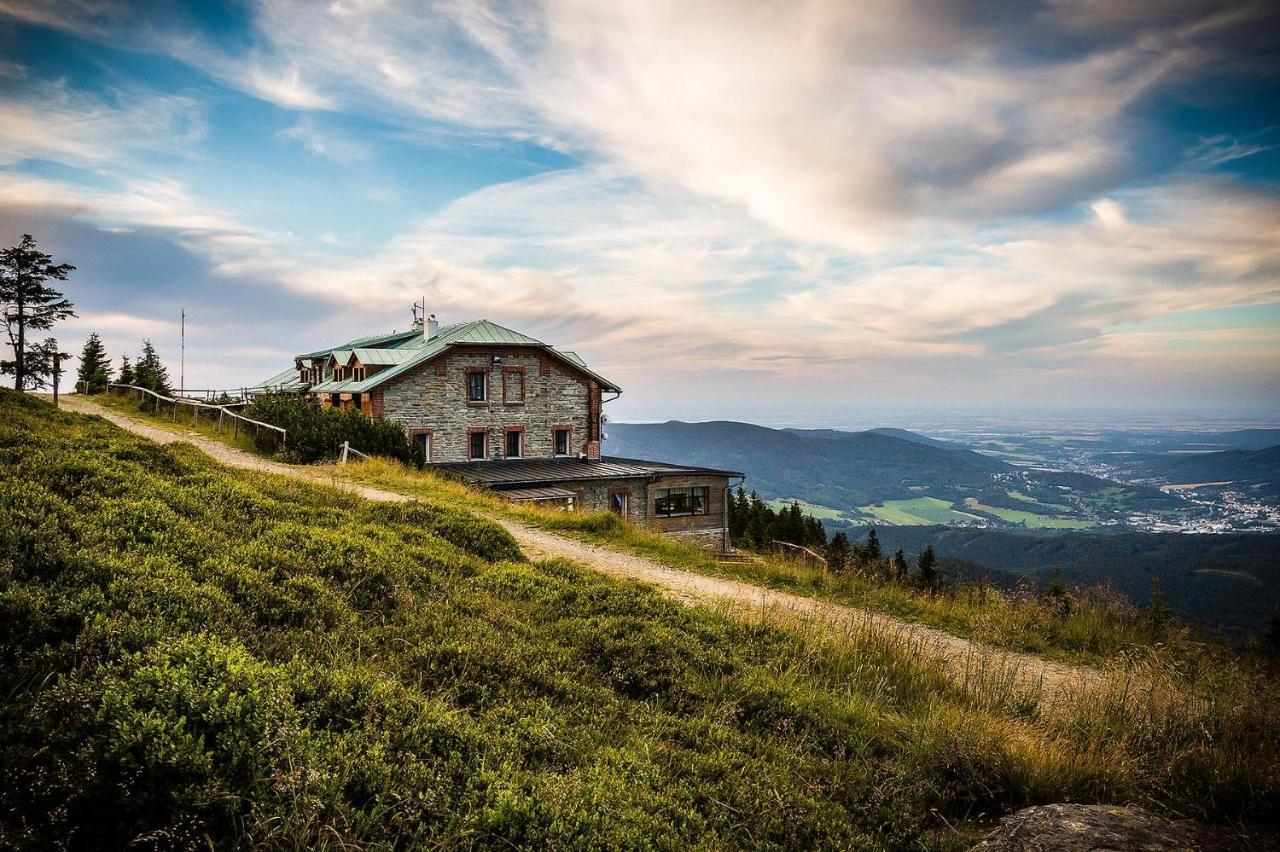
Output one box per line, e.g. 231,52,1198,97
95,392,1183,663
8,392,1276,846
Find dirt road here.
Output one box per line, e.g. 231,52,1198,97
57,394,1098,699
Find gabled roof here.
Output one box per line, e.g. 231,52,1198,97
278,318,619,394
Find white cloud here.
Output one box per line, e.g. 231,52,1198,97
0,79,205,167
277,118,369,163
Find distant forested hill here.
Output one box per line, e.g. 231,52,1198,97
850,525,1280,635
606,420,1006,507
1118,445,1280,499
605,420,1173,513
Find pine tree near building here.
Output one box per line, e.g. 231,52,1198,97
133,339,171,395
1,234,76,391
76,332,112,394
118,355,135,386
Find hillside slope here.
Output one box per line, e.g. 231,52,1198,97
6,390,1220,848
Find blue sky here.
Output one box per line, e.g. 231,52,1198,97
1,0,1277,421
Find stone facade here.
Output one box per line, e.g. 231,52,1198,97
559,473,729,550
379,345,595,463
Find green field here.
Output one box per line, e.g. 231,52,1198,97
1006,489,1070,511
963,498,1094,529
767,498,846,520
858,497,984,525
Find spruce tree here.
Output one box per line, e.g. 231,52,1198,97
1,234,76,390
890,548,909,584
915,545,939,591
117,355,135,386
826,532,852,573
729,486,750,544
1142,578,1174,636
134,339,171,395
864,527,882,562
745,491,770,549
804,516,827,548
76,332,112,394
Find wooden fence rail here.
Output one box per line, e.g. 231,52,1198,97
107,384,286,445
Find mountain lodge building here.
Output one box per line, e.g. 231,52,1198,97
257,316,741,551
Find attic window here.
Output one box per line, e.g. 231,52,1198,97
353,366,366,381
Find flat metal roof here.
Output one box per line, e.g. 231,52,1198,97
501,486,580,502
432,455,742,487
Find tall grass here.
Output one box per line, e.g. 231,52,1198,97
93,396,1228,666
342,458,1182,666
3,389,1277,848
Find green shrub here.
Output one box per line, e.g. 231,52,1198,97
242,394,412,465
2,388,1277,849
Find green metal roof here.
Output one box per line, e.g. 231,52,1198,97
350,347,417,365
250,366,307,391
274,318,619,394
557,350,586,367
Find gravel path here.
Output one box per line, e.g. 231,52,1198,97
58,394,1099,700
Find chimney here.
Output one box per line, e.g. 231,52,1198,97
426,313,439,340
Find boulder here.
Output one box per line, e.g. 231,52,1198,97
969,804,1251,851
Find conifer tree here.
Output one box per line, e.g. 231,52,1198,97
826,531,852,573
1142,578,1174,636
1,234,76,390
133,339,171,395
76,332,112,394
729,486,750,544
117,355,135,386
804,515,827,548
890,548,909,584
915,545,939,591
745,491,771,549
864,527,882,562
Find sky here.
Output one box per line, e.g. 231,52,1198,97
1,0,1278,424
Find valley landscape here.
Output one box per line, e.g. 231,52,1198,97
607,421,1280,635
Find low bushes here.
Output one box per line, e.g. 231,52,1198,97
4,390,1276,848
241,394,412,465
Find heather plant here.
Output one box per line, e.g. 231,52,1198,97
9,391,1273,847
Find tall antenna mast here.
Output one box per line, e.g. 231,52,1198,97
180,308,185,396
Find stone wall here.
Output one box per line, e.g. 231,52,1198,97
576,477,649,524
379,346,594,463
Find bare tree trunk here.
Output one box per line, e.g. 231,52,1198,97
14,295,24,390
